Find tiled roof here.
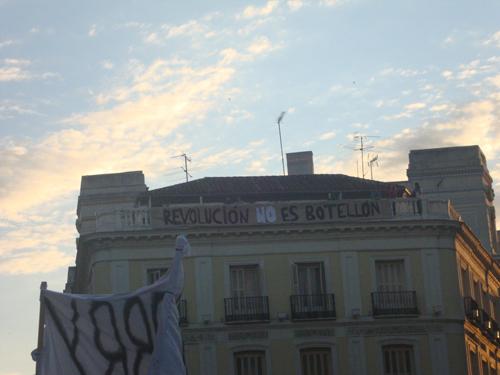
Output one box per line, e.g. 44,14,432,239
146,174,405,205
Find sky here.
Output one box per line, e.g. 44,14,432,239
0,0,499,374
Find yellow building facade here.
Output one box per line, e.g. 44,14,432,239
69,147,500,375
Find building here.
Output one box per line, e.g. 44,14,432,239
407,145,498,255
68,146,500,375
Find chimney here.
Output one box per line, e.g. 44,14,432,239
287,151,314,175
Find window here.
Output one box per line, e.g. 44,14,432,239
372,260,417,316
375,260,405,292
230,265,261,297
226,264,269,322
291,262,335,319
469,350,479,375
482,360,489,375
293,262,326,295
300,348,332,375
461,267,470,297
382,345,415,375
473,280,482,306
147,267,168,285
483,290,488,312
234,351,267,375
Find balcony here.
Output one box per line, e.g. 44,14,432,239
464,297,500,344
371,291,419,317
178,299,188,326
224,296,270,323
290,294,336,320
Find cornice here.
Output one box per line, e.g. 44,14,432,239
456,222,500,278
77,219,460,248
180,318,465,345
407,166,486,178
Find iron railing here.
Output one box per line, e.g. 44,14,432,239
371,291,418,316
178,299,188,326
224,296,270,323
464,297,500,344
290,294,336,320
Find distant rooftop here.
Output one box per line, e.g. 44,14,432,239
145,174,406,206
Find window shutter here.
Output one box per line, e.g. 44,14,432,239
292,263,299,294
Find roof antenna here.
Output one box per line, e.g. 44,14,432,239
172,153,192,182
352,134,378,179
368,154,379,180
277,111,286,176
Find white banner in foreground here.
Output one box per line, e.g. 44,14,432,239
38,236,189,375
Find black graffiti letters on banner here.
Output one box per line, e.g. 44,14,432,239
124,296,154,375
44,291,176,375
44,297,86,375
89,301,129,375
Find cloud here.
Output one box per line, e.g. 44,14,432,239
0,34,284,272
405,102,426,111
0,39,15,48
143,19,214,45
320,0,341,6
0,58,235,273
237,17,272,36
0,202,76,274
0,59,31,81
442,70,453,79
383,101,428,121
0,58,57,82
0,249,74,275
101,60,114,70
88,24,97,37
439,59,497,83
0,100,38,119
287,0,304,11
247,36,276,55
430,104,449,112
238,1,279,19
443,35,454,45
375,98,399,108
219,37,279,65
377,96,500,229
456,59,480,80
247,160,268,173
489,74,500,88
163,20,205,39
483,30,500,48
319,131,336,141
379,67,426,78
376,99,500,181
224,108,253,124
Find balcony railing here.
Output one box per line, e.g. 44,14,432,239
224,296,270,323
178,299,188,326
290,294,336,320
464,297,500,344
119,209,151,229
371,291,419,316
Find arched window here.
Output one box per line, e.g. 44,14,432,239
300,347,332,375
382,344,415,375
234,350,267,375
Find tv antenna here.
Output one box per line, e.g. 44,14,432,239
352,135,378,179
368,154,379,180
172,153,192,182
276,111,286,176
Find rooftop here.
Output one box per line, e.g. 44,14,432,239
145,174,406,206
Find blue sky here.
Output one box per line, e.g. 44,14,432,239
1,1,500,374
